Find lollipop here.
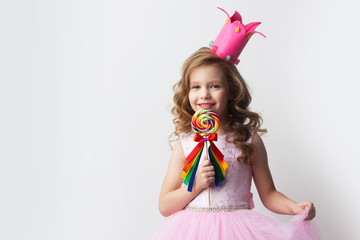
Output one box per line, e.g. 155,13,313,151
181,109,228,193
191,109,219,136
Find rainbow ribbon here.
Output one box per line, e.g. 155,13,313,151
181,133,228,192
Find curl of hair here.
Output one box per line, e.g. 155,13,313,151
171,47,266,166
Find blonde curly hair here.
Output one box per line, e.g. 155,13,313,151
171,47,266,165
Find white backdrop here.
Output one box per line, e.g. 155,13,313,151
1,0,359,239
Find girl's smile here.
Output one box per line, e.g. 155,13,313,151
197,103,215,108
188,64,230,120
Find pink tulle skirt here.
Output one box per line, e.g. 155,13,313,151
151,208,321,240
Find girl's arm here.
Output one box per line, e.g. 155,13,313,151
251,133,316,220
158,140,215,217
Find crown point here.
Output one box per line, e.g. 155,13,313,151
209,41,213,47
235,59,240,65
225,19,229,24
212,46,218,53
235,27,240,33
226,55,231,62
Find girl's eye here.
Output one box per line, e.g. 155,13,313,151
191,85,200,89
211,85,220,88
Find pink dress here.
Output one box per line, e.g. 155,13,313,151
151,133,321,240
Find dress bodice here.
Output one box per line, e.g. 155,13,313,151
180,133,254,209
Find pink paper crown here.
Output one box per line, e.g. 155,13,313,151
209,7,266,65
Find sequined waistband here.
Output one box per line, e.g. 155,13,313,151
185,205,250,212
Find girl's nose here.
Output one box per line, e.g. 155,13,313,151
200,88,210,99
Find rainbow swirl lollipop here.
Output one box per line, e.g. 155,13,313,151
191,109,220,136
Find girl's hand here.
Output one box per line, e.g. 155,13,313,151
292,201,316,221
194,158,215,191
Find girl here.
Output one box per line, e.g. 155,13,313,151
151,47,321,239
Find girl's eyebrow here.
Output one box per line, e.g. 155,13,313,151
207,80,223,85
190,79,223,83
189,80,200,84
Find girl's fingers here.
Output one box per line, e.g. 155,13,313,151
207,177,215,183
203,165,214,172
194,159,216,189
297,201,316,221
199,160,214,172
203,171,215,178
199,165,215,176
202,159,212,166
305,204,316,221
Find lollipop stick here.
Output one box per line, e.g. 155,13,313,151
205,140,211,207
208,186,211,207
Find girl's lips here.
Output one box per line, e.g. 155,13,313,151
198,103,215,109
